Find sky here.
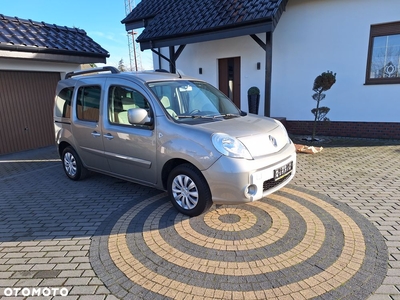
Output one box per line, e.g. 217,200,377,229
1,0,154,70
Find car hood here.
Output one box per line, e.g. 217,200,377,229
197,114,290,157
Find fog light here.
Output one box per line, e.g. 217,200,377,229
246,184,257,197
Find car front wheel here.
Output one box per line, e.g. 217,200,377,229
167,164,212,217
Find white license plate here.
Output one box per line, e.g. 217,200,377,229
274,162,293,181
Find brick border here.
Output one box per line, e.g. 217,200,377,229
285,120,400,139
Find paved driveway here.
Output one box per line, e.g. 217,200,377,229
0,136,399,299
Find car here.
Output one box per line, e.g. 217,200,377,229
53,66,296,216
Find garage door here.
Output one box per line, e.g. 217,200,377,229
0,70,60,155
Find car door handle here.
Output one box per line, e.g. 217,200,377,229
103,133,114,140
91,131,101,137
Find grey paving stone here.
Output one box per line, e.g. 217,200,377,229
76,263,91,270
52,264,79,270
0,278,19,286
27,258,51,264
38,278,66,286
14,278,43,286
104,296,119,300
33,270,61,278
78,296,106,300
30,264,56,271
48,257,73,264
94,286,111,295
44,252,67,258
1,139,400,299
52,297,78,300
64,277,91,286
24,253,47,258
8,265,34,271
81,270,96,277
11,271,37,279
58,270,84,278
70,257,90,264
373,284,400,294
68,286,97,295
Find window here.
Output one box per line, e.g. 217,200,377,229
366,21,400,84
76,86,101,122
108,85,150,126
55,87,73,118
148,80,240,123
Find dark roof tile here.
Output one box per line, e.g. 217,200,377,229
122,0,286,43
0,14,109,58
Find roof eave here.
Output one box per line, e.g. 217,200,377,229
124,19,148,31
138,21,275,51
0,46,109,64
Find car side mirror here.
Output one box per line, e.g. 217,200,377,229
128,108,152,125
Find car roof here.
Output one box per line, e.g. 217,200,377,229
63,67,201,85
119,70,198,83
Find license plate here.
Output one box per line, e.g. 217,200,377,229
274,162,293,181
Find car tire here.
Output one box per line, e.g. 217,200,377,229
167,164,212,217
61,147,88,181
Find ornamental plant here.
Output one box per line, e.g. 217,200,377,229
311,70,336,140
247,86,260,96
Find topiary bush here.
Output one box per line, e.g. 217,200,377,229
311,71,336,140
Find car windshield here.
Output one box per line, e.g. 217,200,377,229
148,80,241,121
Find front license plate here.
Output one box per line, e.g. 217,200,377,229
274,162,293,181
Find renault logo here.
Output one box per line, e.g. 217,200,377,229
269,135,277,147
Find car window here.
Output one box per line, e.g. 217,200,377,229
55,87,73,118
108,85,151,127
76,86,101,122
148,80,240,122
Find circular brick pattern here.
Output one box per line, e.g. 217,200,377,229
90,185,387,299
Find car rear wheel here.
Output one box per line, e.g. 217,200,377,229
62,147,88,181
167,164,212,217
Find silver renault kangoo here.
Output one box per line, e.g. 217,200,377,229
54,67,296,216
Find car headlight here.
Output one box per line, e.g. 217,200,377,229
212,133,253,160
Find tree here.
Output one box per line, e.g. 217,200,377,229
118,59,126,72
311,71,336,140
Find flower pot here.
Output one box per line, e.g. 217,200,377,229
248,94,260,114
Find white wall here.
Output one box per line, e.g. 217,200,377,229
0,58,81,78
152,0,400,122
153,35,268,113
272,0,400,122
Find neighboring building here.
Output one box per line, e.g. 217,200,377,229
0,14,109,154
122,0,400,139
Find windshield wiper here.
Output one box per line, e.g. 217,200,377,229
176,115,215,119
212,114,240,119
176,114,240,120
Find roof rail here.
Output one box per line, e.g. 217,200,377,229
65,66,120,79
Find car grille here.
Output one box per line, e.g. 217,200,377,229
263,172,292,192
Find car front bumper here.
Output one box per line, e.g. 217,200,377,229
202,142,297,205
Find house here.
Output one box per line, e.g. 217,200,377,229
0,14,109,154
122,0,400,139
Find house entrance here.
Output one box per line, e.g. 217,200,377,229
218,57,241,108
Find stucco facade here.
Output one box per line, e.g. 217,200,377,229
152,0,400,138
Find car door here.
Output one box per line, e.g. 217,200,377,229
101,79,157,185
70,82,109,172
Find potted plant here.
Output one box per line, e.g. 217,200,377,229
247,86,260,114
